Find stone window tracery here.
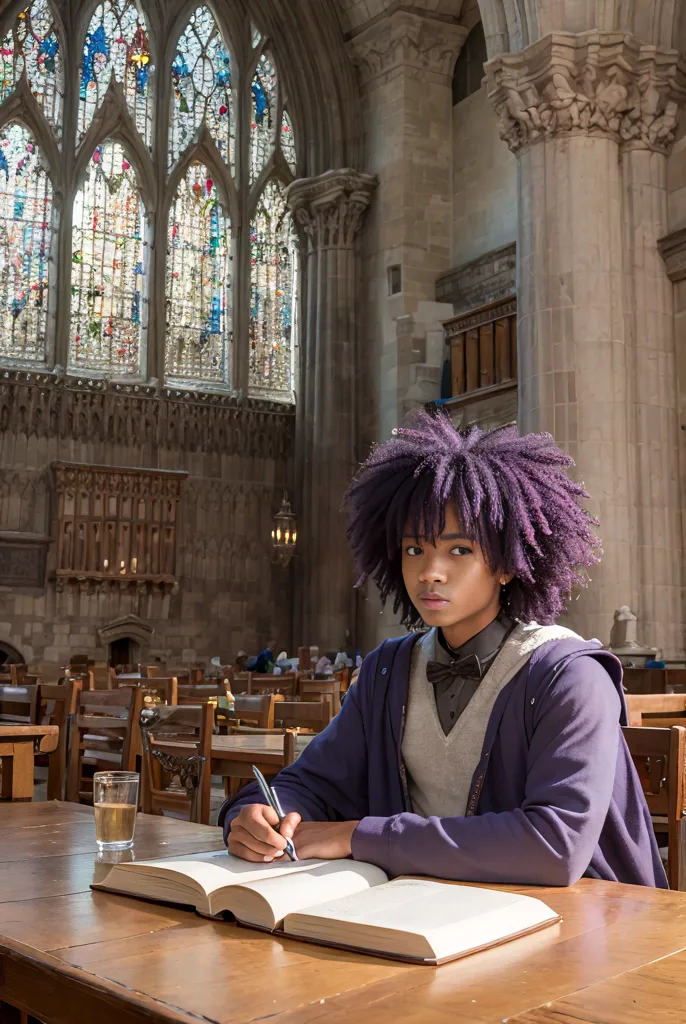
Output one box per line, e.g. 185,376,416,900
0,0,298,401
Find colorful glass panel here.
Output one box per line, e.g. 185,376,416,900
249,52,277,183
0,123,53,363
170,7,234,170
166,164,231,386
280,110,296,174
79,0,153,147
1,2,63,137
249,179,295,400
70,141,148,375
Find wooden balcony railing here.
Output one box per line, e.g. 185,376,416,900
443,296,517,399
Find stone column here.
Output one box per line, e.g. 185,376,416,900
348,9,466,651
487,32,684,652
287,169,376,652
620,50,685,658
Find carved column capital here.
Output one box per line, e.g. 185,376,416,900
347,10,468,86
486,31,686,155
287,168,377,253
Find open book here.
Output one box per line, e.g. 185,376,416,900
92,851,560,964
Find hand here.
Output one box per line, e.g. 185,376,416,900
228,804,302,862
287,819,360,861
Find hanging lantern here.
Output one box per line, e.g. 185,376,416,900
271,492,297,567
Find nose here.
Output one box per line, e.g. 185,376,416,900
418,554,447,585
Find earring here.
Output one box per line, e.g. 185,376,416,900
500,578,507,586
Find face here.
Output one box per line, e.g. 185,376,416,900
401,504,506,638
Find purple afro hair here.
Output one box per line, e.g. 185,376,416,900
344,410,602,627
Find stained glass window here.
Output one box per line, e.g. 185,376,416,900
249,179,296,400
0,122,53,363
250,52,277,183
79,0,153,147
280,111,296,174
70,141,148,375
1,2,63,137
166,163,231,387
170,7,234,170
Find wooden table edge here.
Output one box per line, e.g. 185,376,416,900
0,934,217,1024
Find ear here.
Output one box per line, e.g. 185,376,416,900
498,573,514,586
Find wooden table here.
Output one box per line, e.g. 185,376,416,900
211,732,312,767
1,803,686,1023
0,724,59,801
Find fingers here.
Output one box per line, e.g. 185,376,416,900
228,804,288,861
279,812,302,840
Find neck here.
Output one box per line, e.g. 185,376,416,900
441,606,502,651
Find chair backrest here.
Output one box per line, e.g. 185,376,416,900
623,668,666,695
622,725,686,890
89,665,112,690
221,727,298,798
220,693,278,730
299,678,341,715
297,646,312,671
0,684,38,724
248,673,296,697
141,664,166,678
139,704,213,824
28,663,64,684
625,694,686,728
177,682,224,705
231,671,251,694
667,670,686,695
188,668,206,684
67,687,142,804
115,676,179,707
274,700,332,733
38,679,81,801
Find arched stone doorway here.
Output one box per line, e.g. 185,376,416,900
0,642,25,666
97,615,155,668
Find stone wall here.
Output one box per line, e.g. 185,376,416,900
0,374,294,665
451,85,518,270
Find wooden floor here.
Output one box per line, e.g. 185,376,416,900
1,802,686,1022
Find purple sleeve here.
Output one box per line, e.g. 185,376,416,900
352,655,621,886
220,650,376,843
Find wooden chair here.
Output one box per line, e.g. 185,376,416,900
28,663,64,684
0,685,38,725
67,687,142,805
622,725,686,890
221,728,298,798
248,673,296,697
625,694,686,728
89,665,112,690
177,682,225,705
623,668,666,695
231,671,251,694
115,676,179,707
274,700,332,733
217,694,279,732
188,668,206,684
37,679,81,801
300,678,342,715
141,664,166,678
139,704,213,824
667,670,686,695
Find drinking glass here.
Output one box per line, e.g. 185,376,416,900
93,771,139,850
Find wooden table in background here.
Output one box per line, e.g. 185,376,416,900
211,731,312,769
1,803,686,1023
0,724,58,801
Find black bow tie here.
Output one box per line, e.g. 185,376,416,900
426,653,484,689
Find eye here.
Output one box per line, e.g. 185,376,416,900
450,545,473,556
405,545,423,557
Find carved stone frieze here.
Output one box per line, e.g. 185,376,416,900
486,32,686,155
348,10,468,85
287,168,377,253
0,370,295,459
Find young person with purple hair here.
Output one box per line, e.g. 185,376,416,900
220,412,666,888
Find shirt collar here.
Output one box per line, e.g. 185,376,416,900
436,611,515,668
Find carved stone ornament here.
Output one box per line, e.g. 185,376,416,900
486,32,686,155
0,370,294,460
348,9,468,84
287,169,377,253
658,228,686,283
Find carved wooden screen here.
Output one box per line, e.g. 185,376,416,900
52,463,187,589
444,296,517,398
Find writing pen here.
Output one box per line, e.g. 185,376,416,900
252,765,299,861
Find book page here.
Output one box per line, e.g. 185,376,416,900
224,860,388,929
285,878,559,961
99,849,329,901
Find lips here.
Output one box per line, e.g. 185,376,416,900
419,592,450,610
